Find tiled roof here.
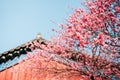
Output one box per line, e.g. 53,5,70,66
0,34,89,80
0,34,47,71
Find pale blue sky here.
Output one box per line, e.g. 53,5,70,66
0,0,84,52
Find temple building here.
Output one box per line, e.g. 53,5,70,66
0,34,85,80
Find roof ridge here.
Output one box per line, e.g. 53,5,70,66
0,37,47,70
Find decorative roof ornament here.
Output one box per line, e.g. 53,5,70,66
36,33,42,40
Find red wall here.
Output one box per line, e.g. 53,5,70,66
0,57,89,80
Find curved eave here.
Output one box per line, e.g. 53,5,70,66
0,37,47,71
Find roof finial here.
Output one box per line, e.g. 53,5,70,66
36,32,42,40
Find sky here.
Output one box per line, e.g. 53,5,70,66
0,0,84,53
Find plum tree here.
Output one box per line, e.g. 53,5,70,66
25,0,120,80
